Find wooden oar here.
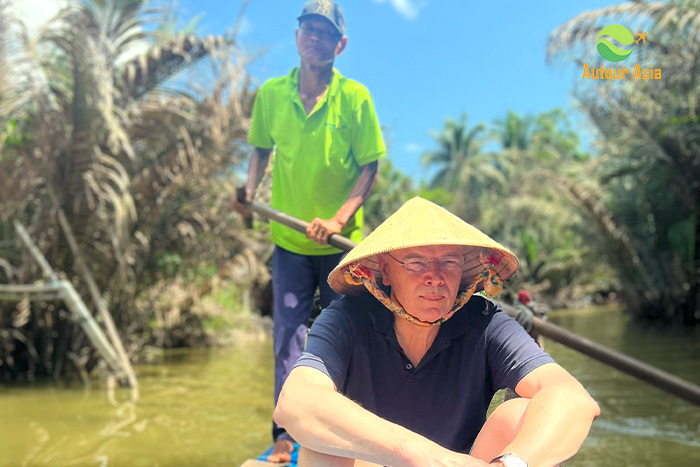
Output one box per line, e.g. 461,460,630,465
241,197,700,406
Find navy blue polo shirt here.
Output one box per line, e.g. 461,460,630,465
295,293,554,453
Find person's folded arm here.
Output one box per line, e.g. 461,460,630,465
498,363,601,467
274,365,490,467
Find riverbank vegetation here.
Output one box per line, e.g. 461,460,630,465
0,0,698,383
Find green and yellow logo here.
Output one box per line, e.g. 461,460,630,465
325,121,348,131
596,25,635,62
583,25,658,80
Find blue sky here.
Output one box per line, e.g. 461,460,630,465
21,0,622,181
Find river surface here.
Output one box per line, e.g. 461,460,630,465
1,306,699,466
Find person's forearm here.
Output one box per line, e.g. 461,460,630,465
276,383,415,465
245,147,271,201
274,377,474,466
502,384,600,467
332,161,378,226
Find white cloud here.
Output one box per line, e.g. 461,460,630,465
372,0,425,20
404,143,422,152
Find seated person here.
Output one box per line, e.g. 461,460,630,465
513,290,550,336
274,197,600,467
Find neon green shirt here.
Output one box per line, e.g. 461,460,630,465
248,68,385,255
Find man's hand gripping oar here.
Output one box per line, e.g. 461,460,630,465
231,186,254,229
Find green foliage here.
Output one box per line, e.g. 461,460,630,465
492,110,533,151
548,0,700,322
157,252,183,278
667,216,696,273
414,186,454,208
0,0,265,379
202,315,230,332
421,113,507,224
214,286,244,312
201,286,259,335
418,106,599,304
3,119,27,148
364,158,416,231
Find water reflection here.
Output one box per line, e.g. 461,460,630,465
0,308,698,466
547,307,700,466
0,340,275,466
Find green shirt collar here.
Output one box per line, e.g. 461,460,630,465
288,67,342,98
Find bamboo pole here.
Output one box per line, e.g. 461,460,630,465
0,282,122,374
13,221,59,281
0,281,63,302
499,304,700,406
243,199,700,407
59,281,123,373
11,221,132,388
56,210,139,400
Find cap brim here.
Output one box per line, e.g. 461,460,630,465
297,14,343,36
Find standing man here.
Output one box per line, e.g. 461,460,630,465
232,1,385,462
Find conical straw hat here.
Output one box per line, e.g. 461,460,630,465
329,197,519,296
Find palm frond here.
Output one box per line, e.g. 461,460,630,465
546,1,698,65
119,34,233,101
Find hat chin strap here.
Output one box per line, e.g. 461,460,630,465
343,258,506,327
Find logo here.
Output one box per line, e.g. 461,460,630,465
325,122,348,131
315,0,331,15
582,26,660,80
596,25,634,62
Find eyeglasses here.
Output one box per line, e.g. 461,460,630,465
386,252,464,274
299,24,341,43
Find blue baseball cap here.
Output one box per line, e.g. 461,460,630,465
297,1,345,36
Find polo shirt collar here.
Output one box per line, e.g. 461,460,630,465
328,68,341,97
364,294,394,336
442,299,477,339
364,293,477,340
287,67,341,98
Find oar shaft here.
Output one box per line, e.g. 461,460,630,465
500,304,700,406
249,200,356,252
245,199,700,406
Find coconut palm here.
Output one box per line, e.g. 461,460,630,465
422,113,505,223
422,113,487,191
485,109,608,303
364,159,416,231
493,110,534,151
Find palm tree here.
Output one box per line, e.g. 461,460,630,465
422,113,486,191
483,109,606,304
364,159,416,231
0,0,261,380
548,1,700,323
493,110,533,151
422,113,504,223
